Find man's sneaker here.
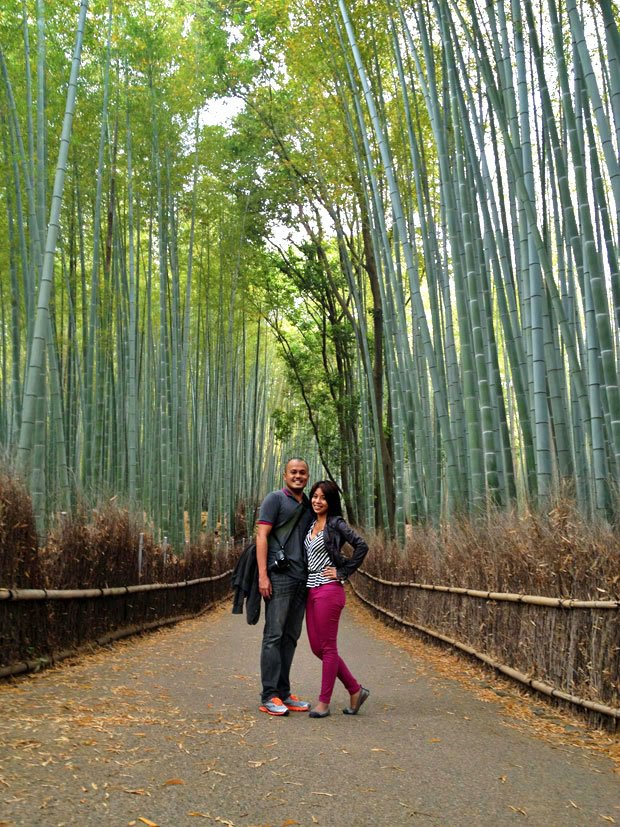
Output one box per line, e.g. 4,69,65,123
283,694,311,712
259,697,289,716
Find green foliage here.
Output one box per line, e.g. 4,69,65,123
2,0,620,540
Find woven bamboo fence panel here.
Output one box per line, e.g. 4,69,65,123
0,572,232,677
351,570,619,727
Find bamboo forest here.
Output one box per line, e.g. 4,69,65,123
1,0,620,547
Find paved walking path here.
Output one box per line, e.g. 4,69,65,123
0,592,618,827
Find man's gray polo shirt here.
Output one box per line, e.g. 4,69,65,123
257,488,311,582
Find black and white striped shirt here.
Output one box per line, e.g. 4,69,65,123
305,523,332,588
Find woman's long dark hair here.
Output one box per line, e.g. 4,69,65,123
309,480,342,517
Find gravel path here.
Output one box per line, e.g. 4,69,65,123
0,592,618,827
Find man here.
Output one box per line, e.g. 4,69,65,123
256,458,313,715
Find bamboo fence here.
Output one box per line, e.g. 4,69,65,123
0,570,232,678
352,569,619,729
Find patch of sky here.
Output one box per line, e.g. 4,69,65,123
200,96,246,128
178,94,246,163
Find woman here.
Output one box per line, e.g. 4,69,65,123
304,480,370,718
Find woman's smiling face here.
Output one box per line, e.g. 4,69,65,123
311,487,329,516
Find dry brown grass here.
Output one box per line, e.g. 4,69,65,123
356,502,620,727
0,477,237,671
0,498,237,591
0,471,41,589
366,501,620,600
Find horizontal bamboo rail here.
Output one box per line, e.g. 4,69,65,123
349,579,620,721
357,569,620,609
0,600,228,680
0,569,232,602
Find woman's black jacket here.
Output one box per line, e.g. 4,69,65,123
322,515,369,580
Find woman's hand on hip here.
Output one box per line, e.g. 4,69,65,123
321,566,338,580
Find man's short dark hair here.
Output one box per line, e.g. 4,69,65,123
284,457,309,471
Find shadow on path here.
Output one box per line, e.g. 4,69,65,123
0,591,618,826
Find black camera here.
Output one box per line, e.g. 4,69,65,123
270,548,290,572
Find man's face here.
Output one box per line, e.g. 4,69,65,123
283,461,309,493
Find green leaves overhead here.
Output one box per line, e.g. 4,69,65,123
2,0,620,541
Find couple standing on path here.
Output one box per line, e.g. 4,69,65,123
255,458,370,718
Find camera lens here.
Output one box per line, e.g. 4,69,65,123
271,549,289,572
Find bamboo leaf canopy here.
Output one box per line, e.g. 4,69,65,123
1,0,619,539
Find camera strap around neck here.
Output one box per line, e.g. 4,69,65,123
272,502,305,552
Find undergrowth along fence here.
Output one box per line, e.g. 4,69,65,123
0,570,233,679
351,569,619,730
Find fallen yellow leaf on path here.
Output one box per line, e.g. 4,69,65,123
164,778,185,785
137,818,159,827
187,814,234,826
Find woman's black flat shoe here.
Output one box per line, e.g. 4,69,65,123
309,708,330,718
343,686,370,715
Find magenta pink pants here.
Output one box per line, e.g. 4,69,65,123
305,583,361,704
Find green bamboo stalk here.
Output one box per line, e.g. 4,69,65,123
35,0,46,274
1,113,22,447
17,0,89,494
125,75,138,504
336,0,457,487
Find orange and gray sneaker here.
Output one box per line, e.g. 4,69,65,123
259,697,289,716
283,694,311,712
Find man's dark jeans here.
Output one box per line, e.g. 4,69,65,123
260,574,307,703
